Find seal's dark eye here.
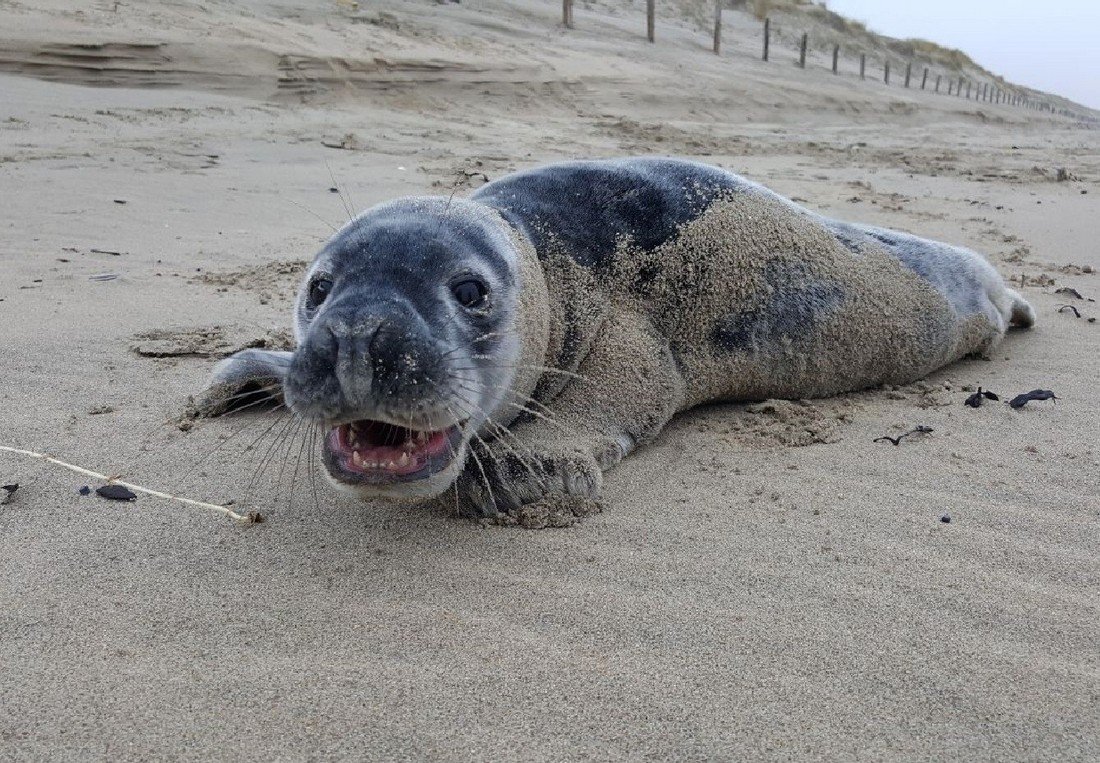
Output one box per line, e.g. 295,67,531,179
452,277,488,309
307,277,332,310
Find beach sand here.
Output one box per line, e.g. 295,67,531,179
1,1,1097,759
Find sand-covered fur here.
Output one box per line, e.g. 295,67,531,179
207,157,1032,516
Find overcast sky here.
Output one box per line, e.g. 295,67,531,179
824,0,1100,109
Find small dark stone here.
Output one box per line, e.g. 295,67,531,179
78,485,91,496
1,483,18,505
96,484,137,502
940,514,952,524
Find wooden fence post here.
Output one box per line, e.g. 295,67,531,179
957,77,964,97
921,67,928,89
859,53,866,79
762,17,770,61
832,44,839,74
713,2,721,54
935,74,941,92
884,60,890,84
966,81,971,99
646,0,655,43
562,0,573,28
798,33,807,68
904,62,911,88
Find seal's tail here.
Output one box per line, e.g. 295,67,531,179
1006,288,1035,328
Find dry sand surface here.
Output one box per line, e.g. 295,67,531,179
1,1,1098,759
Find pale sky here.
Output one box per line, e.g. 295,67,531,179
824,0,1100,110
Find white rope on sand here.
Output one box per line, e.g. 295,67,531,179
0,445,258,524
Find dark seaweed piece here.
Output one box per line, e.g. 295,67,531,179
1054,287,1084,299
1009,389,1058,409
96,484,137,501
1,483,18,505
965,387,1001,408
78,485,91,496
874,425,934,446
1057,304,1082,318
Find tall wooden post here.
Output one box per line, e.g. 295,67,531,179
935,74,941,92
713,2,721,55
859,53,866,80
562,0,573,28
966,81,971,99
947,80,953,95
957,77,964,97
646,0,655,43
921,67,928,89
798,33,807,68
762,17,770,61
904,62,911,88
884,60,890,84
832,44,839,74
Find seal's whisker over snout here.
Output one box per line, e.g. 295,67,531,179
449,362,592,384
445,374,574,436
446,391,550,497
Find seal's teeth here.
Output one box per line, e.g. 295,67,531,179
351,450,363,467
397,452,410,467
347,428,359,447
415,431,429,444
386,460,397,470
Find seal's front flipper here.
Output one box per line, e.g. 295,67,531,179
195,349,293,417
457,310,685,518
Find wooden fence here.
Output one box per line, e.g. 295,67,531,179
556,0,1092,122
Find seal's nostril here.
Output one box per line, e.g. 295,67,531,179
365,318,388,355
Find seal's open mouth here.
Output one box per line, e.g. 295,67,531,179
323,419,465,484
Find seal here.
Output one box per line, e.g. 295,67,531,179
202,157,1034,515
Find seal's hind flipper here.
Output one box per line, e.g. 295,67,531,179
196,349,293,417
1007,288,1036,329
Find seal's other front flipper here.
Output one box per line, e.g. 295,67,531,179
196,349,293,417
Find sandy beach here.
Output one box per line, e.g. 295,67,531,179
1,1,1098,759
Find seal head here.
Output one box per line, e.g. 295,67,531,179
208,196,544,501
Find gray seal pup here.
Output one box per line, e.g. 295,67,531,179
202,157,1034,516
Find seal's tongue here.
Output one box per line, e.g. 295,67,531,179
330,420,454,476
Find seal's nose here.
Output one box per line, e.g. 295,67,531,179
285,297,440,418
